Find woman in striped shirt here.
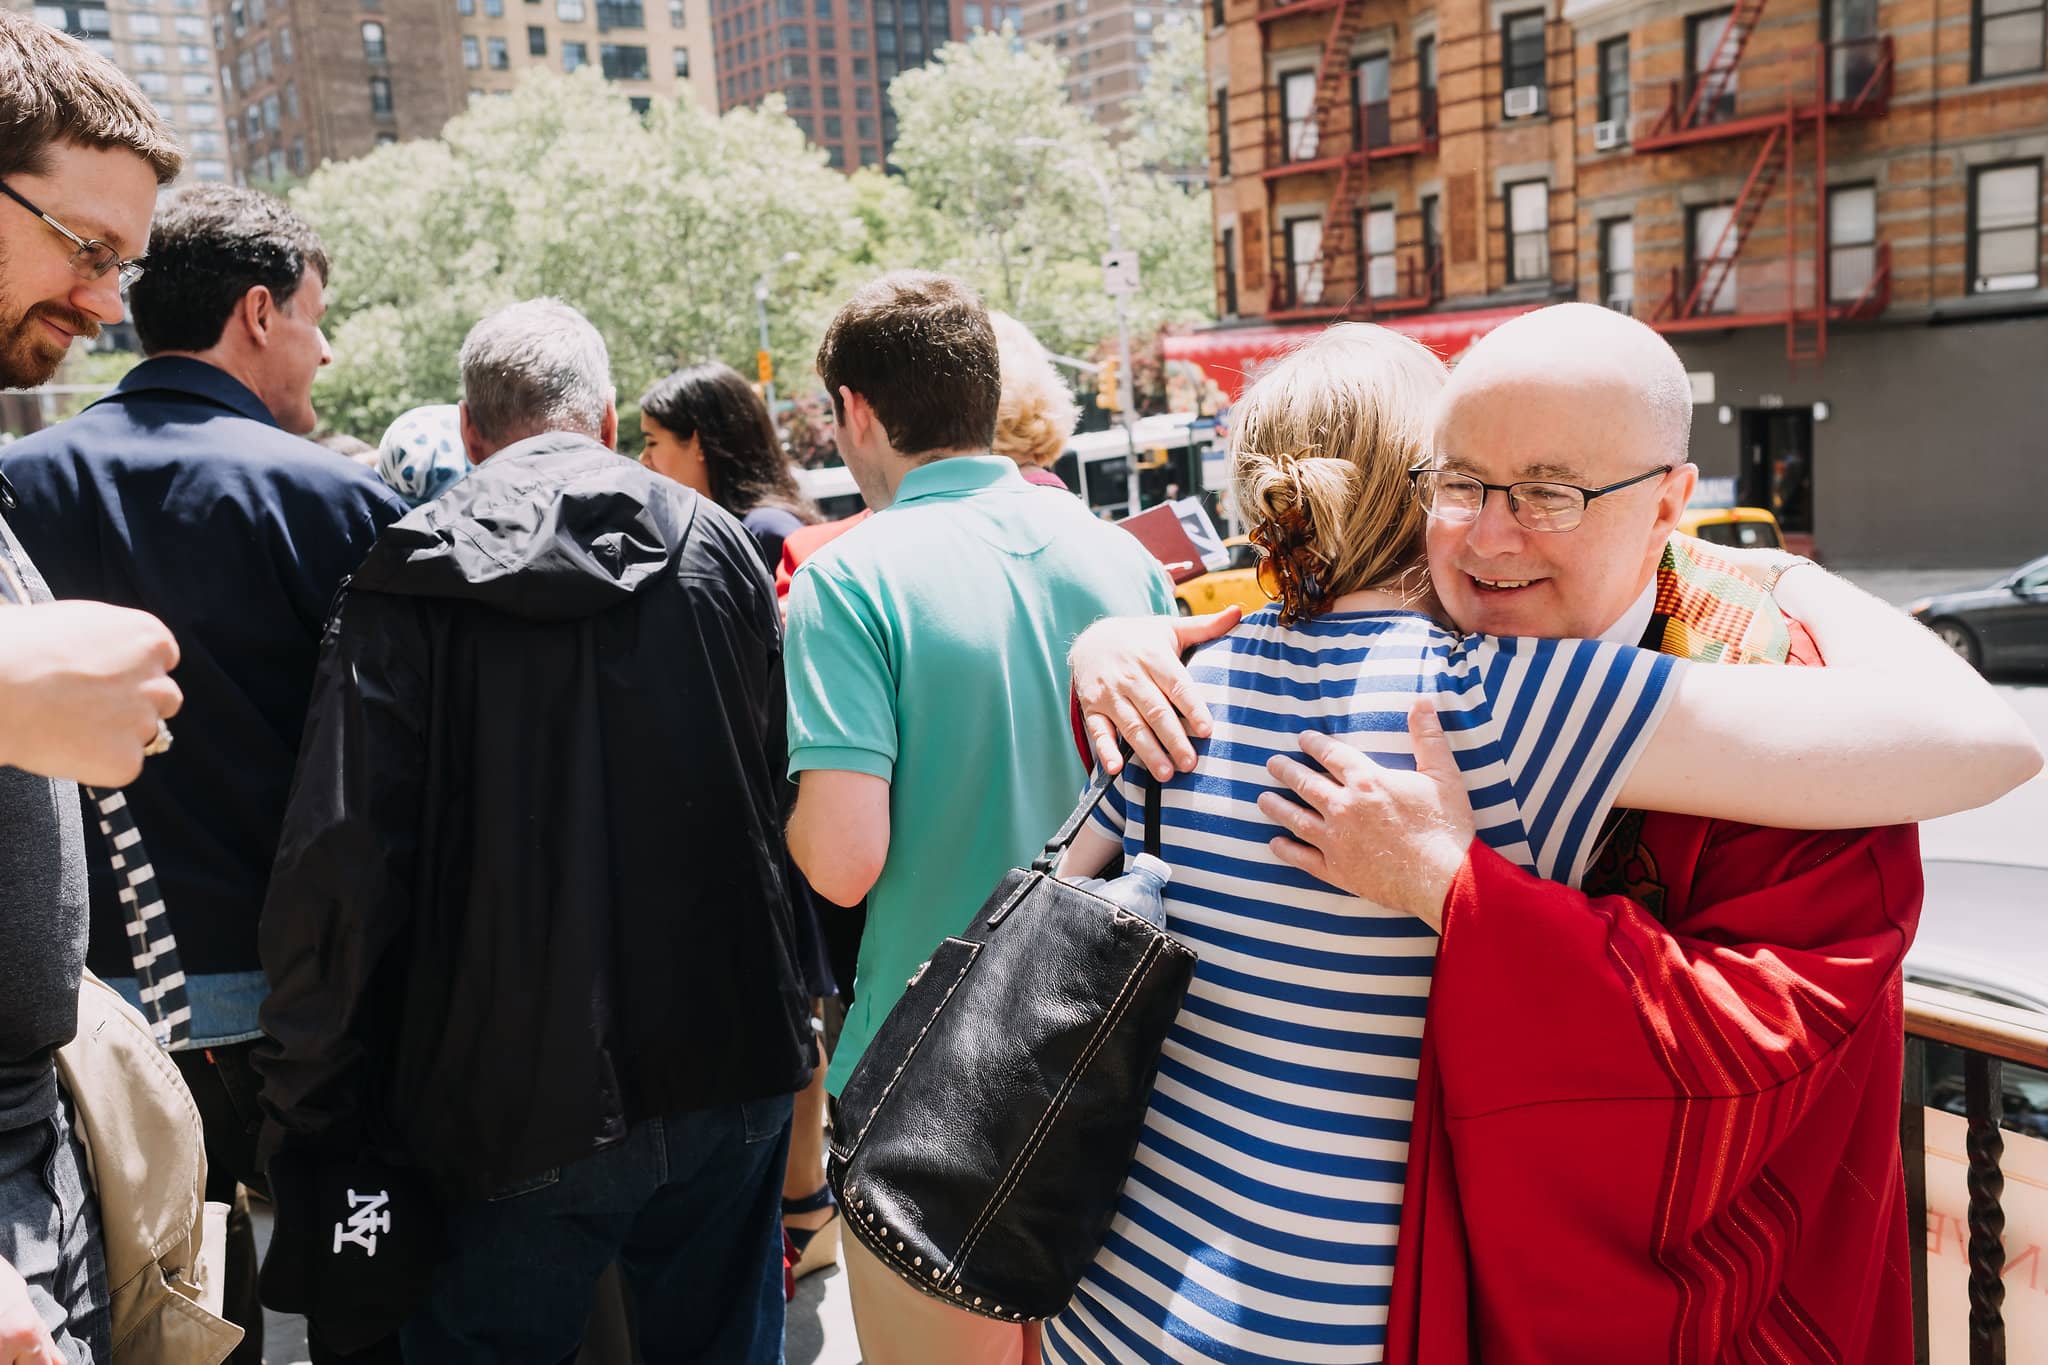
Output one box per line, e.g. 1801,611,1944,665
1035,323,2029,1365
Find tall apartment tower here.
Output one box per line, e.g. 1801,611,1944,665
454,0,713,112
12,0,237,184
1168,0,2047,566
712,0,1016,170
1016,0,1186,125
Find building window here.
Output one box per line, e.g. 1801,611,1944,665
1969,161,2042,292
824,113,841,137
965,1,982,25
1500,10,1545,116
563,39,588,68
529,24,547,52
1361,204,1396,297
1506,179,1549,282
822,82,838,105
1210,0,1222,26
819,53,836,73
1597,36,1628,130
1828,183,1877,302
363,21,388,62
256,37,273,79
134,41,166,65
1599,217,1634,312
600,41,650,76
1285,215,1324,305
857,114,874,138
1417,34,1436,133
559,0,586,19
1220,224,1238,313
1213,87,1228,178
597,0,646,28
1352,51,1389,149
629,94,651,112
1687,201,1738,312
128,13,162,36
284,80,298,117
279,24,292,60
1421,192,1440,285
669,0,686,25
369,75,393,115
1975,0,2046,77
1688,9,1738,123
489,35,509,66
462,33,482,66
673,45,689,74
458,0,474,11
1280,67,1317,161
487,0,504,12
855,83,872,107
786,82,811,105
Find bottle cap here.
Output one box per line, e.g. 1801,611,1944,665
1129,853,1173,884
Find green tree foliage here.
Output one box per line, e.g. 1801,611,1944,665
295,72,858,444
293,44,1215,442
883,29,1214,361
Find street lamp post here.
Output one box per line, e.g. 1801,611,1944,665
1017,137,1142,517
754,250,801,413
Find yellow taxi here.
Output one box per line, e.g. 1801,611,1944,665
1173,536,1275,617
1676,505,1786,552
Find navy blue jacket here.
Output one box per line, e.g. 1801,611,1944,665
3,358,406,988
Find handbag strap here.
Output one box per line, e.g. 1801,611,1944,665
1031,753,1162,873
90,788,190,1051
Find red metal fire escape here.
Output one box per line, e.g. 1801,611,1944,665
1255,0,1439,321
1636,2,1895,365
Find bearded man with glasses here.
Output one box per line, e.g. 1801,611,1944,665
1069,303,1939,1362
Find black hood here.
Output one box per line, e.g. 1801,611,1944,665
350,432,701,622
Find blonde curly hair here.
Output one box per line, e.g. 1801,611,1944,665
988,312,1081,469
1231,323,1446,621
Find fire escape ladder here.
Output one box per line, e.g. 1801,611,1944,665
1682,123,1785,318
1679,0,1768,132
1323,157,1364,313
1309,0,1372,158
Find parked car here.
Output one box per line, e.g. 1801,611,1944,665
1173,535,1273,618
1908,554,2048,672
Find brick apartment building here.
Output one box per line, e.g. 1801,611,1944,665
1018,0,1196,124
455,0,712,113
1170,0,2048,564
711,0,1017,168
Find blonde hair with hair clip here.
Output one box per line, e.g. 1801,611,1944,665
1230,323,1446,623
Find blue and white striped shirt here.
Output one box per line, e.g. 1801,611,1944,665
1042,608,1678,1365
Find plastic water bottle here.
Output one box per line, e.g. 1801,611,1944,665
1065,853,1172,928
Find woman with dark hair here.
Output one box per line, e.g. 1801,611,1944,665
638,362,819,567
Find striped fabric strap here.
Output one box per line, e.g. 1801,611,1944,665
86,786,190,1050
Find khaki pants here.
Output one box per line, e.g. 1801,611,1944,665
843,1229,1041,1365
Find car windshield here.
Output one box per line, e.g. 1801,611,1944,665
1691,519,1784,550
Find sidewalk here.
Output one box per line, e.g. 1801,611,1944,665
1835,565,2005,607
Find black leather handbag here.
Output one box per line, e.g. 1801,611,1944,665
826,765,1197,1323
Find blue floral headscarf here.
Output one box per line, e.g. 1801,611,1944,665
376,404,469,507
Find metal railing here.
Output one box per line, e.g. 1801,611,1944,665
1903,981,2048,1364
1637,36,1894,146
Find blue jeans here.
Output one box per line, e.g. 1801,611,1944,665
401,1094,795,1365
0,1104,110,1365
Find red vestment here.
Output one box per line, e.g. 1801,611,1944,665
1384,556,1923,1362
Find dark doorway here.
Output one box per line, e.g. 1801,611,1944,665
1738,406,1815,544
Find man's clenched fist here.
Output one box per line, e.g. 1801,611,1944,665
0,601,182,787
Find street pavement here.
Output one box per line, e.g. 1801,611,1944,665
254,566,2042,1365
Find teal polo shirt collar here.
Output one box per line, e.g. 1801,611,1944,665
891,454,1022,506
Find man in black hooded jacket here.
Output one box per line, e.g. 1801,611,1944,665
254,298,813,1363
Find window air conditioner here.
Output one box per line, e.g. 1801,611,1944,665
1606,294,1634,315
1504,84,1544,118
1593,118,1625,150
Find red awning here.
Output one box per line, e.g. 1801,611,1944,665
1163,305,1542,402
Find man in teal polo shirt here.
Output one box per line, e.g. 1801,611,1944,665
785,271,1171,1364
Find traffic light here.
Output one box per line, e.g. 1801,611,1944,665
1096,357,1121,413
